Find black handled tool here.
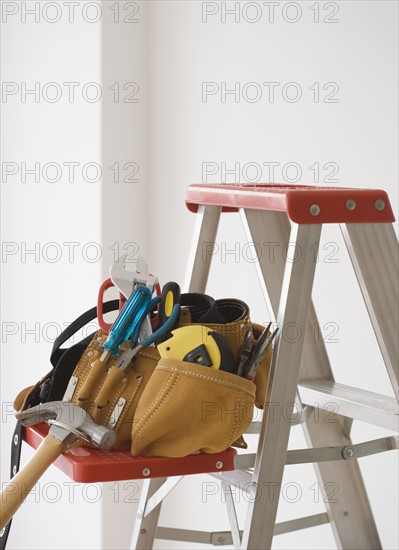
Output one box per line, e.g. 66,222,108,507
158,281,181,341
242,323,279,379
236,326,254,377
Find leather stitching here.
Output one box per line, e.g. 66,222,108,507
225,391,240,449
133,373,177,444
156,365,255,398
110,377,142,430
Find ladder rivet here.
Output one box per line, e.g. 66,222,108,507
343,511,349,517
346,199,356,211
310,204,320,216
0,528,5,537
375,199,385,211
343,447,354,459
142,468,151,477
215,461,223,469
140,529,147,535
12,465,17,475
14,434,19,445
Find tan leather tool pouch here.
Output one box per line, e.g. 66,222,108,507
66,330,160,450
131,359,256,458
14,304,273,455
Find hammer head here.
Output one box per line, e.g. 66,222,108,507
110,253,158,297
16,402,117,450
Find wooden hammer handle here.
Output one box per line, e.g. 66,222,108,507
0,434,65,530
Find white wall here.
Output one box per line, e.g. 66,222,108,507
1,5,102,549
1,1,398,549
1,2,147,548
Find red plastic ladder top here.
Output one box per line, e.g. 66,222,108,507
185,184,395,224
24,424,237,482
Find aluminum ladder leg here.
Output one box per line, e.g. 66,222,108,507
240,208,397,549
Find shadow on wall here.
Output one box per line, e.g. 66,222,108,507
101,1,149,283
100,3,148,549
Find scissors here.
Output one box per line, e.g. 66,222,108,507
97,254,161,334
97,277,126,334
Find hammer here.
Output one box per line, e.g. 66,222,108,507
0,401,117,530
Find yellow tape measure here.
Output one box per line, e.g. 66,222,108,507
157,325,222,369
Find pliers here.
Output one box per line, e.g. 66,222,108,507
115,302,180,370
242,323,279,380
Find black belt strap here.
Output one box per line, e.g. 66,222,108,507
0,422,23,549
181,293,226,324
0,300,119,550
181,294,248,324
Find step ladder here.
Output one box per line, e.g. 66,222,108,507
131,184,399,549
20,184,398,549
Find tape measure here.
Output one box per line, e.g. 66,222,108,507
157,325,235,372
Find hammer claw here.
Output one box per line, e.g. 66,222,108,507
0,401,117,530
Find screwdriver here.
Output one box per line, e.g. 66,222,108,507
77,285,155,401
99,285,153,363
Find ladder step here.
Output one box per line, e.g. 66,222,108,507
298,381,399,432
156,513,330,545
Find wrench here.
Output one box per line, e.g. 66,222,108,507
110,253,158,298
110,253,158,342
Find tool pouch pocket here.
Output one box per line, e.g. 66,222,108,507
131,358,256,458
180,298,272,411
67,330,160,450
